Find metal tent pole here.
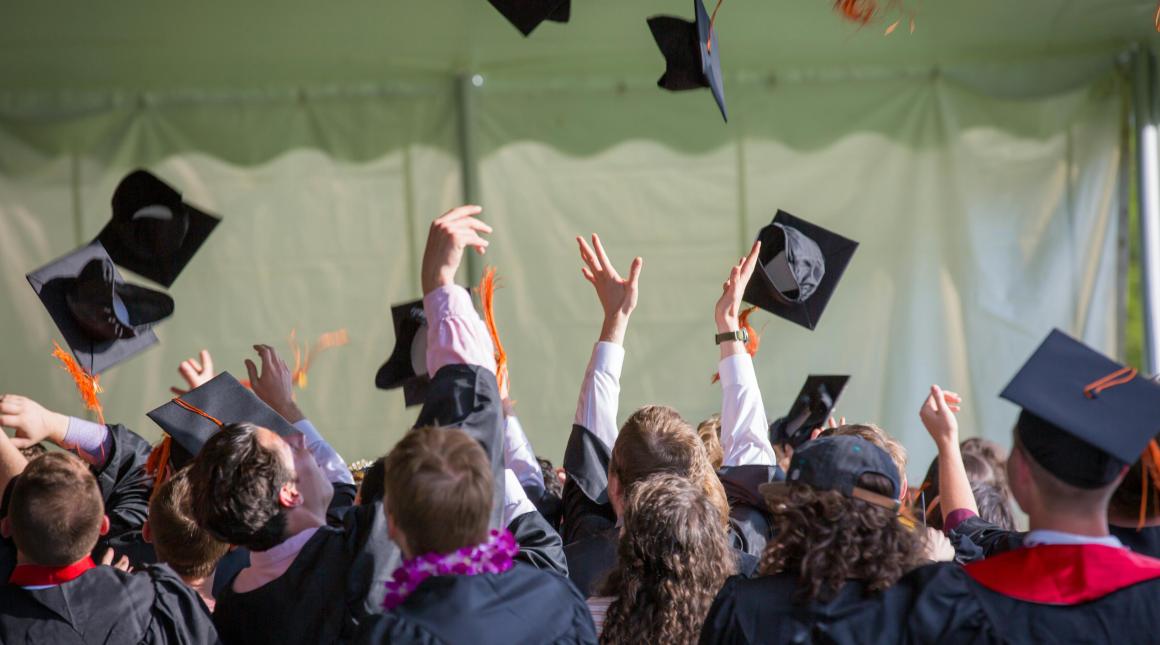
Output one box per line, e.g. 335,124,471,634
1134,47,1160,373
455,73,484,287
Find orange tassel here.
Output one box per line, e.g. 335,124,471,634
290,328,349,389
145,436,173,493
51,341,105,425
710,306,761,384
834,0,877,24
1139,439,1160,529
478,267,508,394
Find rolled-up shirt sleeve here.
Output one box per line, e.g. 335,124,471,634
423,285,496,375
718,353,776,467
61,417,112,467
295,419,354,485
574,342,624,451
502,468,538,526
505,416,545,496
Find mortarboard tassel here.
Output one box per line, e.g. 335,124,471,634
291,328,350,389
478,267,509,394
51,341,105,425
145,436,173,492
711,306,761,384
1139,439,1160,529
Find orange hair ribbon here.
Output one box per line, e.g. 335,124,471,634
478,267,509,394
710,306,761,384
50,341,104,425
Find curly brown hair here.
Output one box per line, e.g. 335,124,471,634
598,473,734,645
759,472,925,603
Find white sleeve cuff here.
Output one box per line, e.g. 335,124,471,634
590,342,625,379
294,419,354,485
502,469,538,526
717,353,755,389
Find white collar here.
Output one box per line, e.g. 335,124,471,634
1024,529,1124,548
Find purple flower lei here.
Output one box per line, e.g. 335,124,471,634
382,529,519,611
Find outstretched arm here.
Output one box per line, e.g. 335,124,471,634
919,385,977,528
715,241,776,467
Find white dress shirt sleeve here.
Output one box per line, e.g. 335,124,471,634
718,353,776,467
294,419,354,485
502,468,538,526
573,342,625,452
504,415,545,496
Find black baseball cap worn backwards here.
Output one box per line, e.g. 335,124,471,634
1001,329,1160,489
761,435,901,512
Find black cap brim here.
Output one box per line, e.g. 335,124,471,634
147,371,300,464
647,0,727,122
771,374,850,447
97,171,221,288
487,0,571,36
1001,329,1160,466
743,210,859,330
375,299,430,408
26,242,159,374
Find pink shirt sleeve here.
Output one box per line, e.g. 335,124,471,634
423,285,497,375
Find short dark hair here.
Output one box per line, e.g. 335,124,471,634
538,457,562,498
186,423,291,552
383,427,492,556
149,467,229,579
358,457,387,505
10,452,104,566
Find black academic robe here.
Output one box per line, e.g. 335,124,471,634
699,574,914,645
950,515,1160,562
0,563,219,644
356,562,597,645
1110,524,1160,558
0,422,154,582
896,544,1160,644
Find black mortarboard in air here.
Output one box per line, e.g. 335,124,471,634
768,375,850,449
1001,329,1160,489
27,242,173,374
647,0,727,122
147,372,300,469
743,210,859,330
761,435,902,511
487,0,571,36
96,169,221,288
375,300,430,407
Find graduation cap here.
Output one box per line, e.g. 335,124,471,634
375,300,430,407
647,0,728,122
487,0,570,36
768,375,849,449
96,169,221,288
147,372,300,470
761,435,902,512
1001,329,1160,489
743,210,858,330
27,242,172,374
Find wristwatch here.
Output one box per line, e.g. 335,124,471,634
715,329,749,345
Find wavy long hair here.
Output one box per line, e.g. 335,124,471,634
759,472,925,603
598,473,734,645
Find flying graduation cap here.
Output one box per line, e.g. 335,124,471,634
647,0,728,122
27,242,173,374
487,0,571,36
96,169,221,288
768,375,850,449
743,210,859,330
375,299,431,407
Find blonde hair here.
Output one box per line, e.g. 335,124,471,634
697,415,724,471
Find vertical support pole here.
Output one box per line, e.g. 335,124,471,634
1134,48,1160,374
455,73,483,287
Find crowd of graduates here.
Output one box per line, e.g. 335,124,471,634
3,198,1160,644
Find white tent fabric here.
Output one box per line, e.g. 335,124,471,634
0,66,1124,479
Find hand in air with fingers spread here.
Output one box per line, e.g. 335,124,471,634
422,205,493,295
0,395,69,449
715,240,761,334
246,344,304,423
170,350,215,396
575,234,643,346
919,385,963,449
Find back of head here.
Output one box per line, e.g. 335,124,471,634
821,424,908,481
186,422,291,551
760,471,924,602
10,452,103,566
358,457,388,505
149,467,229,580
599,473,733,645
972,481,1016,530
383,426,493,556
697,415,724,471
612,405,729,523
538,457,563,499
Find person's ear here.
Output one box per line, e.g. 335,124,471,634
0,516,10,539
142,520,152,544
608,472,624,517
278,480,303,509
99,515,110,536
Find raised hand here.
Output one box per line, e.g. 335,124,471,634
576,233,643,346
245,345,304,423
421,205,493,295
0,394,69,449
170,350,215,396
100,547,133,572
715,240,761,333
919,385,962,448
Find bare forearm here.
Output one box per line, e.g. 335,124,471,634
937,439,978,523
0,434,28,496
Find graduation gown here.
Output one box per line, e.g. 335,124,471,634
356,562,597,645
1110,524,1160,558
896,544,1160,644
0,563,219,644
699,574,914,645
